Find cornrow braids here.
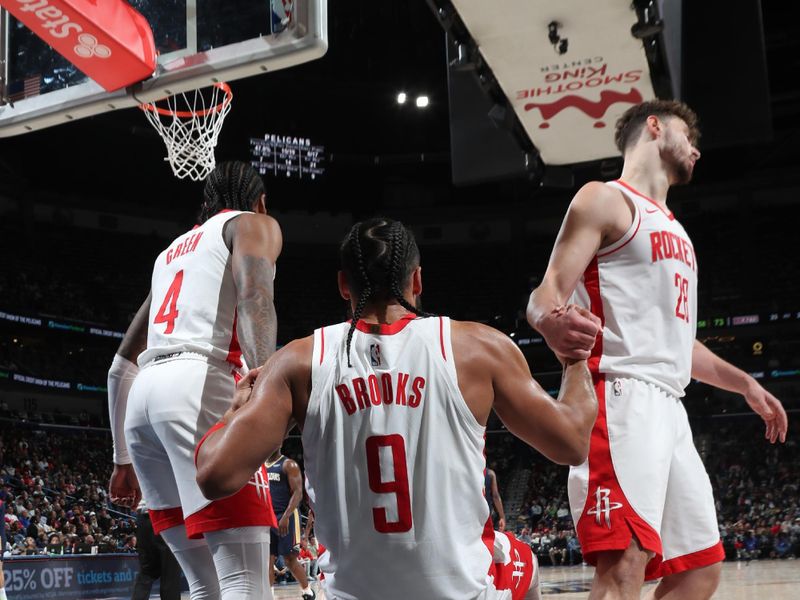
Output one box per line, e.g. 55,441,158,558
388,221,430,317
199,161,266,223
341,218,431,368
345,226,373,367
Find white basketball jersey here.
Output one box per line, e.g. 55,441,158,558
139,210,248,369
303,315,498,600
572,180,698,397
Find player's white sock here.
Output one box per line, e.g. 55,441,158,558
161,525,221,600
302,585,313,595
205,526,272,600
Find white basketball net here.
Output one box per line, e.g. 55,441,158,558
140,82,233,182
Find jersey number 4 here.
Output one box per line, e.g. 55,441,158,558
366,434,412,533
154,270,184,334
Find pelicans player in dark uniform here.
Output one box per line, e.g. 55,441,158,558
266,450,315,600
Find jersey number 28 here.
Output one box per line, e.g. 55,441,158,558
365,434,412,533
154,270,184,334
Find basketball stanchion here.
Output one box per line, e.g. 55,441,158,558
139,82,233,181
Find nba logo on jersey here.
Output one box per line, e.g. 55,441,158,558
369,343,382,366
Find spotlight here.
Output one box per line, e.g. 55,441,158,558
397,92,407,104
415,95,429,108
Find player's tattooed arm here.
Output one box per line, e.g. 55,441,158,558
236,255,277,368
231,214,283,368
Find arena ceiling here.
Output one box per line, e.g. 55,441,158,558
0,1,798,220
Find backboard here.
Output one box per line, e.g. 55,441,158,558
0,0,327,137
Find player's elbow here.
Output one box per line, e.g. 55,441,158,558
196,464,241,501
562,437,590,466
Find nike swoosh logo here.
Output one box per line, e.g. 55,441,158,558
645,208,659,214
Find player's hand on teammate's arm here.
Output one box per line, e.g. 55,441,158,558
743,380,788,444
498,517,506,532
109,463,141,508
223,367,262,423
537,304,601,360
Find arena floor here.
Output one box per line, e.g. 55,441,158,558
263,560,800,599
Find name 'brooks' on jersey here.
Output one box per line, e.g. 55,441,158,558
302,315,497,600
138,210,248,368
571,180,698,397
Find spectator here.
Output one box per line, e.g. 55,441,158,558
45,533,64,555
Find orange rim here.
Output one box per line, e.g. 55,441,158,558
140,82,232,118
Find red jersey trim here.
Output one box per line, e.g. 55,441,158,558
613,179,674,221
319,327,325,365
438,317,447,361
597,208,642,258
226,308,243,368
354,313,417,335
482,516,496,576
583,258,604,374
655,540,725,579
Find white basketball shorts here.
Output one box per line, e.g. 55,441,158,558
568,376,724,579
125,352,276,538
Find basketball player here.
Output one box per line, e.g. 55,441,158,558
195,217,599,600
265,449,315,599
525,100,788,600
485,467,506,532
107,161,283,600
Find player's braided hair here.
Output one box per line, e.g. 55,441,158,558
340,218,431,367
199,161,265,223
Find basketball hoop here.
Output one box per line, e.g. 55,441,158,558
139,82,233,181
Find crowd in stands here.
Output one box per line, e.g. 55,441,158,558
1,427,136,557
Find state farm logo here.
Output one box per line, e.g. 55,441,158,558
15,0,82,39
15,0,111,59
74,33,111,59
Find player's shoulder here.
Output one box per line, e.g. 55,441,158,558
568,180,630,223
450,320,518,354
572,180,627,208
275,335,314,364
231,212,281,236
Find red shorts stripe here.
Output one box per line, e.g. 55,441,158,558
576,375,664,578
655,541,725,579
184,464,278,539
194,421,226,466
149,506,185,536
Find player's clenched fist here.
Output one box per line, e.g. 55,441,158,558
536,304,601,360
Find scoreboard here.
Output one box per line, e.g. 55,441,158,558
249,134,326,180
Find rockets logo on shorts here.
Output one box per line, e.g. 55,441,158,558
586,486,623,528
248,465,271,505
511,547,527,587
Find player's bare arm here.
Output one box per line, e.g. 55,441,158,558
108,293,151,508
452,320,597,465
488,470,506,531
196,336,313,500
227,213,283,369
692,340,787,443
526,182,631,359
116,293,152,362
279,459,304,536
